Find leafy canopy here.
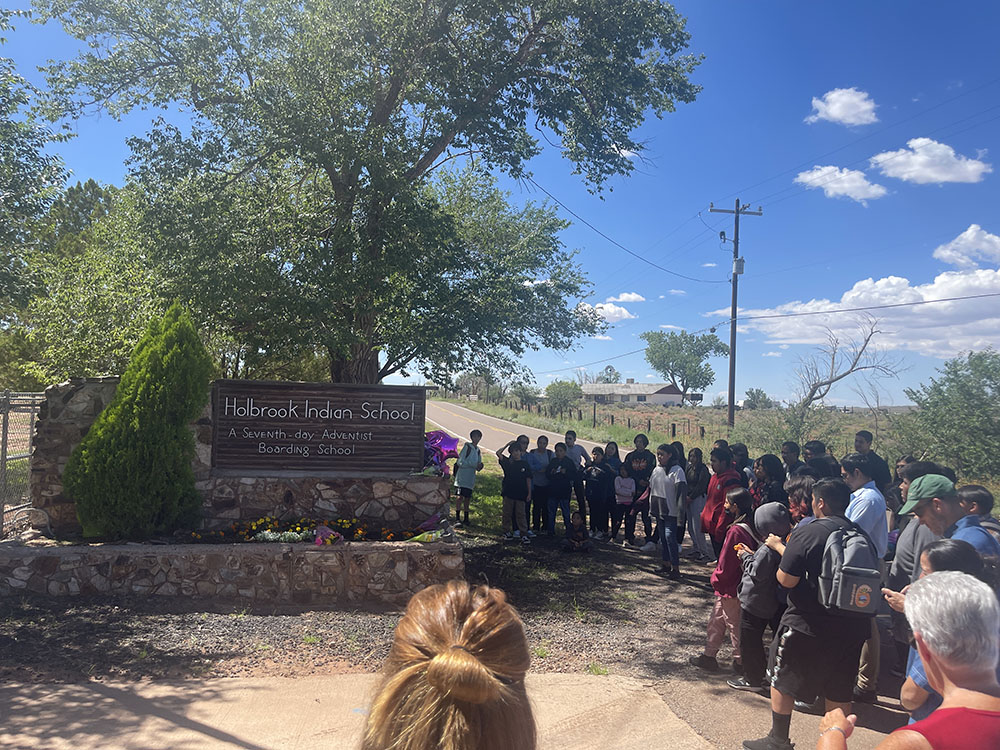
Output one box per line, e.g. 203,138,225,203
905,349,1000,479
640,330,729,402
545,379,583,412
34,0,701,382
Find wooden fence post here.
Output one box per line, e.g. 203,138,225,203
700,426,706,439
671,423,676,438
610,414,614,426
592,402,597,428
647,419,651,432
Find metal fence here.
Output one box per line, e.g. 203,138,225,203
1,391,45,535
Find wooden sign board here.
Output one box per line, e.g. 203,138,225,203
211,380,427,476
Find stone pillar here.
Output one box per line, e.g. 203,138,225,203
29,378,120,536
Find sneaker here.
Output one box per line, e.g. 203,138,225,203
521,536,531,545
639,541,657,553
525,530,537,538
853,686,877,704
704,557,719,567
727,676,766,694
688,654,719,672
513,530,521,538
668,568,681,581
742,735,795,750
503,532,515,541
453,520,463,528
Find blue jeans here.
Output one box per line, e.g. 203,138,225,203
547,495,572,534
659,514,680,567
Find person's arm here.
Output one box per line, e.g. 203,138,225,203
900,677,930,712
818,708,928,750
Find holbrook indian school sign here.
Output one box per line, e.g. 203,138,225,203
211,380,427,476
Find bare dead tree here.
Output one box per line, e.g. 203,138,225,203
785,316,904,443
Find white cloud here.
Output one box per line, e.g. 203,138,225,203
645,374,655,379
762,351,783,358
523,278,551,287
933,224,1000,269
667,289,687,296
658,295,666,299
702,262,718,268
708,266,1000,357
586,302,637,322
794,165,888,205
659,324,683,330
805,88,879,126
592,334,613,341
779,344,790,350
606,292,646,303
870,138,991,184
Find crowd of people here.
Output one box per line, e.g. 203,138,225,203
361,427,1000,750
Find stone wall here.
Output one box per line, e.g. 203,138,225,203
30,378,121,535
0,541,464,606
30,379,450,536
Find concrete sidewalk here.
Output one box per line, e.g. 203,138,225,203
0,673,715,750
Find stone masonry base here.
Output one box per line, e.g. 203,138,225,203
0,541,464,607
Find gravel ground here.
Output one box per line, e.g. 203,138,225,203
0,527,717,684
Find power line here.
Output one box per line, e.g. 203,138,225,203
719,75,1000,204
750,104,1000,209
711,291,1000,326
525,177,729,284
542,291,1000,376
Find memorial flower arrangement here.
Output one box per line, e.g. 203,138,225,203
185,516,426,544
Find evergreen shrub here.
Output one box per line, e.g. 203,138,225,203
64,302,213,539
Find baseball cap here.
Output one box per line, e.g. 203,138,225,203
899,474,956,515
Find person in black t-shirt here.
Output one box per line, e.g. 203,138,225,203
742,478,871,750
545,443,577,536
498,442,532,545
623,434,656,547
854,430,892,494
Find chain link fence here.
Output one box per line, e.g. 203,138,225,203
2,391,45,537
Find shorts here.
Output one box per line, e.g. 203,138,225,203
457,486,473,498
769,624,865,704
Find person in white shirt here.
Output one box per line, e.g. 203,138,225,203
648,444,688,579
840,452,889,704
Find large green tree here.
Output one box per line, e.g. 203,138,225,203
905,349,1000,479
1,9,65,316
640,329,729,403
35,0,701,383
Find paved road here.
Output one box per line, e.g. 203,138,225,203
426,400,605,454
0,673,714,750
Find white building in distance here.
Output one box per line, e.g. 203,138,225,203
581,379,701,406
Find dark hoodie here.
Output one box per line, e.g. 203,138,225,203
737,503,792,619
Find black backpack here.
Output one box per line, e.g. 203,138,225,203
817,518,881,617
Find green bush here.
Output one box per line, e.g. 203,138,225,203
64,302,213,539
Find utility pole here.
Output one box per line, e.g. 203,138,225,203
709,198,762,429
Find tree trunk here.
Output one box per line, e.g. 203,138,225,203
328,345,380,384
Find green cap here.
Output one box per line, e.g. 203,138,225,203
899,474,956,515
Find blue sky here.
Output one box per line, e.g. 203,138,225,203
7,1,1000,404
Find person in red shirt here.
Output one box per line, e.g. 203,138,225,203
701,446,745,560
690,487,759,674
815,570,1000,750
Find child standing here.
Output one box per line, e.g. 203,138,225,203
562,511,593,553
649,444,688,579
584,446,614,540
612,464,635,543
729,502,791,693
498,441,532,545
453,429,483,526
689,487,760,673
545,442,576,535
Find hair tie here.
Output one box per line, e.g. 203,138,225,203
450,644,470,652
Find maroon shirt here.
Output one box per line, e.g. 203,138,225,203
700,467,744,543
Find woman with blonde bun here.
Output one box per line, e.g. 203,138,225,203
362,580,536,750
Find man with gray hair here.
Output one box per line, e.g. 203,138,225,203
815,570,1000,749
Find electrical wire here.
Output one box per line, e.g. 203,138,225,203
541,291,1000,375
525,177,729,284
